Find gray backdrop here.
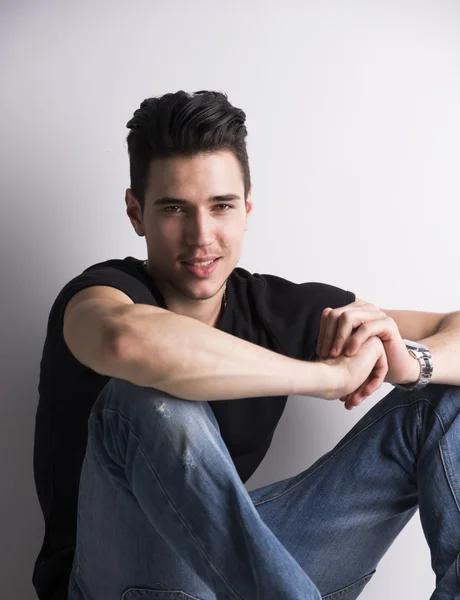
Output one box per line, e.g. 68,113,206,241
1,0,459,598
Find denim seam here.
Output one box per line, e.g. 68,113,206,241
122,586,202,600
253,395,437,507
416,401,422,442
425,396,460,523
98,408,246,600
321,568,376,599
439,433,460,515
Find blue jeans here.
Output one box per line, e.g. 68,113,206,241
67,378,460,600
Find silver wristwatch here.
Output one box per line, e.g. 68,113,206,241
393,339,433,391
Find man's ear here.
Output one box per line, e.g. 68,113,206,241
125,188,145,237
245,187,253,226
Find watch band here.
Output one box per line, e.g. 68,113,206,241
393,339,433,391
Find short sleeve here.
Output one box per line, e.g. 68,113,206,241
48,266,157,335
253,274,355,361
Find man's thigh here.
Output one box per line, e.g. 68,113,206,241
249,386,425,599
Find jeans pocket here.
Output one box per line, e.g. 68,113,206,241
122,588,205,600
321,569,377,600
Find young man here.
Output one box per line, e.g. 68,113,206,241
32,90,460,600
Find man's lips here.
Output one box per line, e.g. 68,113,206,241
181,257,221,277
181,256,221,264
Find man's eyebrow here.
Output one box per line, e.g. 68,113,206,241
152,194,241,206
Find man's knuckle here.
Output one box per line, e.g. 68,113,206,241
386,316,397,329
364,302,378,311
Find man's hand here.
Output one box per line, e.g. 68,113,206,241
316,300,420,407
319,336,388,408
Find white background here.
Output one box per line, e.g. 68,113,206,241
1,1,459,598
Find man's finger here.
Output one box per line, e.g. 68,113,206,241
330,311,384,357
316,307,333,356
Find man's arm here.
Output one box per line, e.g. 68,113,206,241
109,303,334,402
369,302,460,386
416,311,460,386
315,295,460,387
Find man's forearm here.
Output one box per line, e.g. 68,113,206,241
418,311,460,386
108,304,332,402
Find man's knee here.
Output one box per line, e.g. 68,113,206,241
90,376,211,433
87,377,222,471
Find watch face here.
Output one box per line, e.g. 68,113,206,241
403,339,428,350
415,342,429,351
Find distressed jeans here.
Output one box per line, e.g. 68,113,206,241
67,377,460,600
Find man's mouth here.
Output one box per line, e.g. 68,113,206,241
181,257,221,277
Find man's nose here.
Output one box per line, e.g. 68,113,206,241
185,214,216,246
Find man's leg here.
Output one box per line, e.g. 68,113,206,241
250,383,460,600
68,376,322,600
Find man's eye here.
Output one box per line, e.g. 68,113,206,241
163,204,232,213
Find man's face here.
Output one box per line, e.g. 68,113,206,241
127,150,252,305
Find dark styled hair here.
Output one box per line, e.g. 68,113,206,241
125,90,251,216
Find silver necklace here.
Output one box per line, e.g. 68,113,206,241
142,260,227,309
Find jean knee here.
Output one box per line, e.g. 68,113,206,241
87,378,224,476
91,376,219,435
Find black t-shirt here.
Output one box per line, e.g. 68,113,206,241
32,255,355,600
